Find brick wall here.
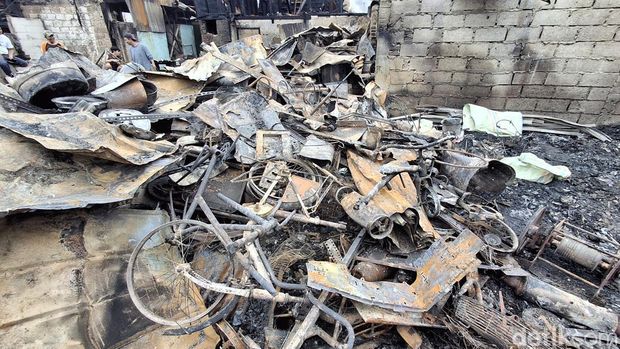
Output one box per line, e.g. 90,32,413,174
20,0,111,62
375,0,620,124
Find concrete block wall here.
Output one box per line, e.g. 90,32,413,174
375,0,620,124
20,1,111,62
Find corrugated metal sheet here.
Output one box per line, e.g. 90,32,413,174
126,0,149,31
137,31,171,60
144,0,166,32
126,0,166,32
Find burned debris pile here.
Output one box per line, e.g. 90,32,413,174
0,22,618,349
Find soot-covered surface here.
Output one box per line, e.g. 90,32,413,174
232,127,620,348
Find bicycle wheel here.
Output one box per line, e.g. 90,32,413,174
476,217,519,253
126,219,232,327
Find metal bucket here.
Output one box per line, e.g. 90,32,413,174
440,150,515,196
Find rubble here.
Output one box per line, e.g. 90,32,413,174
0,19,618,349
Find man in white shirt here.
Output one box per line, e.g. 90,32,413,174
0,28,28,77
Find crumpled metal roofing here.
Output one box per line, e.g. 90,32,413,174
0,111,176,165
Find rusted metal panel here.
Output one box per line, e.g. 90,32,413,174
97,78,149,110
0,111,175,165
0,129,175,214
144,0,166,32
354,302,444,327
126,0,150,31
0,207,220,348
125,0,165,33
307,230,484,313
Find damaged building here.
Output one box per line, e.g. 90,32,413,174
0,0,619,348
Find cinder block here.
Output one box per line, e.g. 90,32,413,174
530,59,566,72
402,15,433,28
433,84,462,96
593,0,617,8
520,0,554,9
411,29,442,42
420,96,448,105
452,72,483,84
554,42,594,57
464,13,497,27
461,86,491,97
489,43,520,57
592,42,620,57
491,85,522,97
481,73,514,85
433,15,465,28
545,72,581,86
522,85,554,97
497,11,533,26
577,114,600,124
388,56,407,70
438,58,468,70
474,28,508,42
587,87,610,100
420,0,452,12
405,58,437,71
579,73,618,87
506,27,542,42
506,98,538,110
554,0,595,8
446,97,476,108
405,83,433,96
512,72,547,84
444,28,474,42
452,0,485,11
458,43,489,58
475,98,507,110
467,58,499,71
484,0,520,10
607,10,620,24
498,58,532,72
391,1,421,15
568,100,605,114
531,10,570,26
428,43,459,56
554,86,590,99
567,9,611,25
522,43,557,57
540,27,578,42
535,99,570,111
426,71,453,83
576,26,617,41
564,59,614,72
401,43,429,57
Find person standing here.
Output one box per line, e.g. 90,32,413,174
40,31,64,54
0,27,28,77
123,33,154,71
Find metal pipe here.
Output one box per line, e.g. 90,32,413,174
307,291,355,349
183,151,217,220
198,198,277,295
503,274,620,335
